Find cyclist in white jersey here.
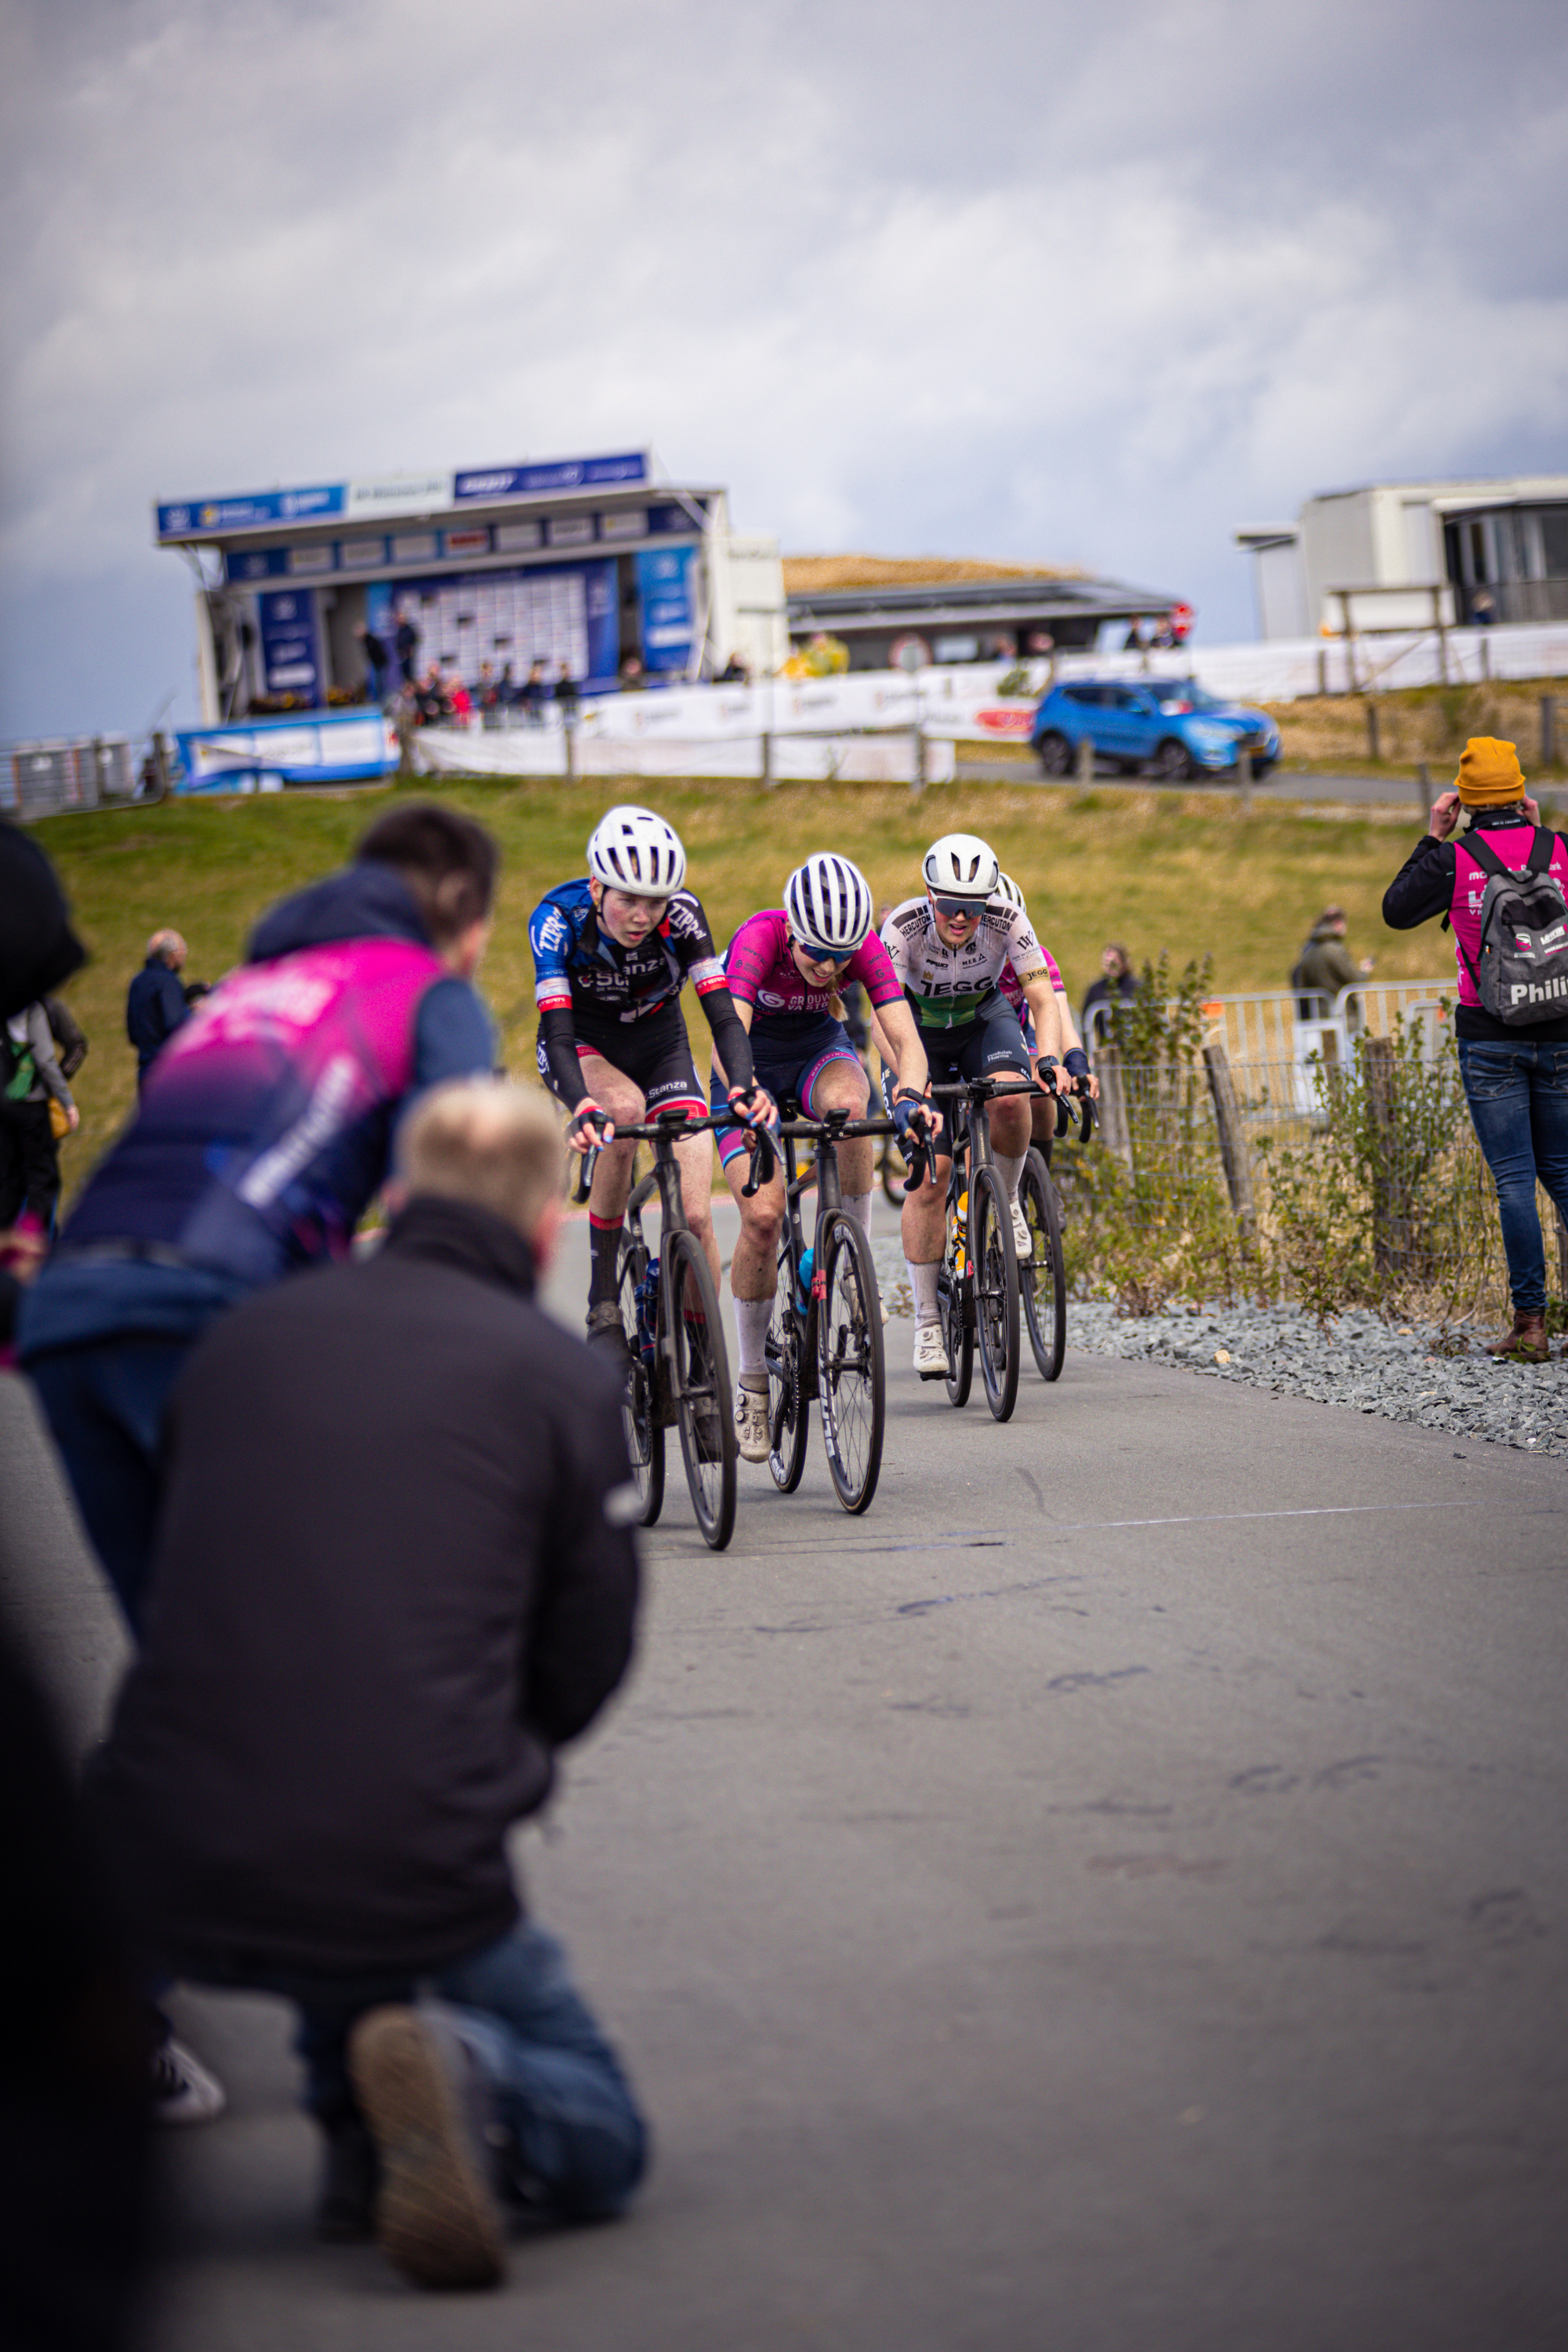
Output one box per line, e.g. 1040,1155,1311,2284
874,832,1076,1378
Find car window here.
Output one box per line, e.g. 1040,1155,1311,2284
1064,685,1102,706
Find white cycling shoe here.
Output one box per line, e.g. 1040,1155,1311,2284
1011,1196,1032,1260
913,1321,947,1380
734,1380,770,1462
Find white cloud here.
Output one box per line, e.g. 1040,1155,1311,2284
2,0,1565,731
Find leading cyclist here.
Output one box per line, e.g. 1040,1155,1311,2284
709,854,935,1461
877,832,1081,1378
529,805,773,1346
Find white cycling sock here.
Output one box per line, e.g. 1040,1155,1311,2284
994,1149,1027,1202
844,1190,873,1239
907,1259,941,1324
734,1293,774,1381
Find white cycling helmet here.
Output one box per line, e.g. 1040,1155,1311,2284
586,804,686,898
991,871,1027,913
924,831,1000,902
784,853,874,956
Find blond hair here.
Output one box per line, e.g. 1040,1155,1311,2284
398,1081,564,1238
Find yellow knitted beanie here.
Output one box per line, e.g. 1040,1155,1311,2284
1455,737,1526,805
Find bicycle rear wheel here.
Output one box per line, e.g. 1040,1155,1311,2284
765,1240,809,1493
817,1211,884,1513
666,1229,736,1549
1018,1148,1066,1381
614,1232,664,1526
971,1164,1020,1422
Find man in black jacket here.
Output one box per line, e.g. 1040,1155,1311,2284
93,1080,647,2289
125,929,190,1083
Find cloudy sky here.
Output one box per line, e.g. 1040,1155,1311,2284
2,0,1565,738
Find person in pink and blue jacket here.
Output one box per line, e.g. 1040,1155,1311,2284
20,803,499,1632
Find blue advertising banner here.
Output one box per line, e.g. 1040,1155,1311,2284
158,485,344,540
365,560,619,691
452,452,647,503
637,546,698,672
257,590,321,702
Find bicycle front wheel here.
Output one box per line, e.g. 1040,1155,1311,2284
765,1240,809,1494
1018,1147,1066,1380
666,1229,737,1550
817,1211,885,1514
938,1265,973,1408
615,1232,664,1526
971,1165,1020,1422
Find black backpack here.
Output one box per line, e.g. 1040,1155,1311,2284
1451,829,1568,1024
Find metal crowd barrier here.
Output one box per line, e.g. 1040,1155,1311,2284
2,737,139,819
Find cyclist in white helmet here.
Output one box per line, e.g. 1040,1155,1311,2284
711,854,935,1460
877,831,1073,1379
529,805,772,1346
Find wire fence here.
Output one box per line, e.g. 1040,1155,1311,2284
1054,1018,1544,1327
2,737,142,819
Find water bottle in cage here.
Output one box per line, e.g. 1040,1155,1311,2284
635,1256,659,1367
796,1244,815,1312
947,1189,968,1280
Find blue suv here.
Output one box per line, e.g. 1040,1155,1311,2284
1030,677,1280,782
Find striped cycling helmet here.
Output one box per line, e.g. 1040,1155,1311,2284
991,871,1027,913
783,853,874,956
586,805,686,898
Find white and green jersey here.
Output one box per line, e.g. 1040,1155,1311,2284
880,897,1049,1031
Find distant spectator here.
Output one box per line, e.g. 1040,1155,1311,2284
2,1000,78,1232
1080,943,1138,1033
496,659,517,707
1290,906,1373,1014
447,674,474,724
619,654,646,691
43,995,88,1082
521,659,549,721
555,665,580,722
1470,587,1497,626
394,610,420,684
414,665,448,726
126,931,190,1085
716,651,750,685
1123,618,1149,652
358,622,390,705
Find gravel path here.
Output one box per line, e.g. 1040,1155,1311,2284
869,1233,1568,1458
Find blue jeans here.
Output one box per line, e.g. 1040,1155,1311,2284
1458,1038,1568,1314
199,1922,645,2223
27,1338,195,1633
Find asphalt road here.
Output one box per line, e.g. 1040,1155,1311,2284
3,1194,1566,2351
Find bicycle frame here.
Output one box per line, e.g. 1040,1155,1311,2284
768,1107,898,1385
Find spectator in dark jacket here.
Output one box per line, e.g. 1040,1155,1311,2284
21,803,500,1633
1290,907,1373,1014
43,994,88,1080
93,1081,646,2288
1080,943,1138,1034
125,931,190,1083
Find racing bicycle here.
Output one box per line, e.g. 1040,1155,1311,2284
578,1108,742,1551
753,1103,899,1514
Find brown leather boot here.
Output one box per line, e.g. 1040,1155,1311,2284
1486,1312,1549,1363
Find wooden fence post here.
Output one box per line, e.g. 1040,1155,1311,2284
1203,1035,1254,1238
1077,732,1095,787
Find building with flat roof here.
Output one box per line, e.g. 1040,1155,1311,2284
782,556,1185,671
154,451,788,720
1236,474,1568,640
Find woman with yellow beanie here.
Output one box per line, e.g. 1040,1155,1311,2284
1383,737,1568,1361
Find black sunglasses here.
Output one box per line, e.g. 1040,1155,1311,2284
931,895,985,920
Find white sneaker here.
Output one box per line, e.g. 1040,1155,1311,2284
1011,1197,1032,1259
734,1380,770,1462
151,2034,227,2125
913,1321,947,1380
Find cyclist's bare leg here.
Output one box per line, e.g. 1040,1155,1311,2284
989,1091,1033,1209
574,1051,646,1225
812,1059,873,1214
724,1149,783,1399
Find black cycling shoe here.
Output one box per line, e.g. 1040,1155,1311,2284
585,1301,628,1355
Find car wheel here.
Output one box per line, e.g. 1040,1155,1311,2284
1252,757,1276,779
1152,738,1196,782
1036,731,1072,778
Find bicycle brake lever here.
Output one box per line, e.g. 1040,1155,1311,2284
572,1145,597,1205
742,1127,778,1197
1054,1092,1071,1139
1077,1094,1096,1145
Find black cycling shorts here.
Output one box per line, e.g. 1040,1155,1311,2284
919,1000,1032,1158
535,1003,707,1123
